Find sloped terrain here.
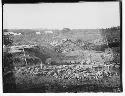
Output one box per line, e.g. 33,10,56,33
3,27,122,92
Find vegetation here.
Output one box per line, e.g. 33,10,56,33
3,26,122,92
101,26,120,46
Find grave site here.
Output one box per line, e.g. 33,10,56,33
3,27,121,92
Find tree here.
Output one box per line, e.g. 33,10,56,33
100,26,120,46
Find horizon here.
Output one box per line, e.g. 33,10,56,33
3,26,120,30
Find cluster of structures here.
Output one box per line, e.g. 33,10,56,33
4,32,22,36
8,44,37,53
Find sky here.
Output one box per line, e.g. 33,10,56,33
3,2,120,29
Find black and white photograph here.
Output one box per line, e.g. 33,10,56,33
2,1,122,93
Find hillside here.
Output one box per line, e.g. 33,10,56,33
3,27,122,92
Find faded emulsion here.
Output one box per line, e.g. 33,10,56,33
2,1,122,93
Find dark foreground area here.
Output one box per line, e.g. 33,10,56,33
3,81,122,93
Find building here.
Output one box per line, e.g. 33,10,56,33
36,32,41,35
4,32,21,36
44,30,53,34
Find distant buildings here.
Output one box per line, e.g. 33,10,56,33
4,32,21,36
44,30,53,34
8,45,37,53
36,32,41,35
